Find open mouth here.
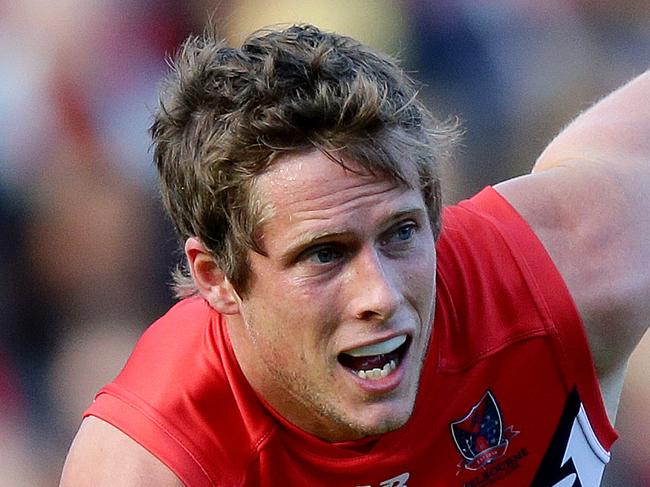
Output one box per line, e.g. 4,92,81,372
338,335,411,380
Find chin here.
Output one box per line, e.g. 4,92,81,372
316,397,416,442
349,401,415,438
363,416,410,436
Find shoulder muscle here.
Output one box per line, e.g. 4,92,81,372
60,416,183,487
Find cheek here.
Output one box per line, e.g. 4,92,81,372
402,251,437,316
406,247,436,288
249,277,338,348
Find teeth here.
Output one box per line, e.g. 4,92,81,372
356,359,397,380
346,335,407,358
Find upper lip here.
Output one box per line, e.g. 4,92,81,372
338,332,411,357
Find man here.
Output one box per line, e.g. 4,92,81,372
60,25,649,486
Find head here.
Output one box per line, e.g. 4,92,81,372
151,24,459,441
151,24,457,296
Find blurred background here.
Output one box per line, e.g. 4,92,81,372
0,0,648,485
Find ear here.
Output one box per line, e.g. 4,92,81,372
184,237,241,315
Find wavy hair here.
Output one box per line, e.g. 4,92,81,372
151,24,459,297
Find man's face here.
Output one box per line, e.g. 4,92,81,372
226,150,437,442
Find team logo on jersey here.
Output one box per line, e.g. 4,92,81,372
450,390,519,471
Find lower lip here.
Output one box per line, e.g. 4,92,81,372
342,354,408,394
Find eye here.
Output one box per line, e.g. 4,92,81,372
305,245,343,265
396,224,415,241
381,222,417,246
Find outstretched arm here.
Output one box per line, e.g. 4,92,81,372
495,70,650,421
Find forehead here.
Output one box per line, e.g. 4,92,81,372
250,150,428,251
256,150,409,215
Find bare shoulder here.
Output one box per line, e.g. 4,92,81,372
492,73,650,424
495,163,650,421
60,416,184,487
493,164,647,336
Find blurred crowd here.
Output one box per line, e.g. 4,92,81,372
0,1,648,485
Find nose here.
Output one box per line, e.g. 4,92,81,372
347,247,401,322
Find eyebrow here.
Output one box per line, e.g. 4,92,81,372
279,230,350,265
279,206,427,264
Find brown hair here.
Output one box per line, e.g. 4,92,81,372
151,24,458,297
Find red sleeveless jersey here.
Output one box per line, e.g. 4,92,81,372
85,187,616,486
